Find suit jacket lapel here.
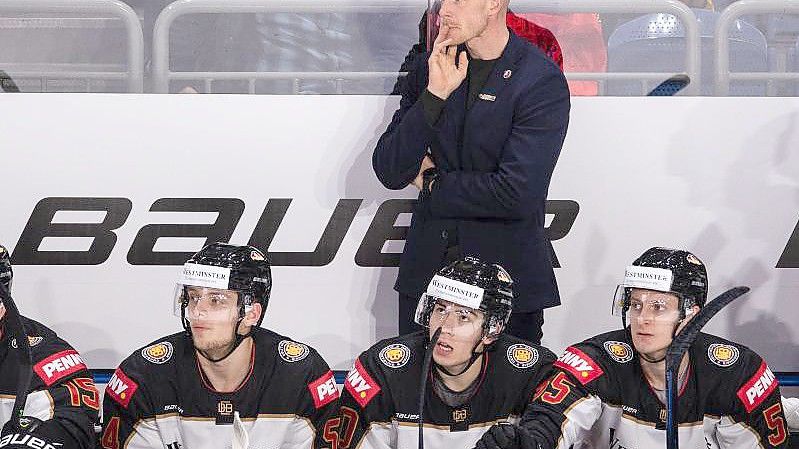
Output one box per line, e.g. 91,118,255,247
463,31,526,163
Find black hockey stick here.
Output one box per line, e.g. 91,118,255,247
647,74,690,97
0,282,33,432
418,327,442,449
664,286,750,449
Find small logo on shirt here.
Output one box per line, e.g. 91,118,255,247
344,359,381,408
507,344,539,369
106,368,139,408
33,349,88,386
603,341,634,363
278,340,310,363
141,342,173,364
708,343,739,367
379,343,411,369
309,370,340,409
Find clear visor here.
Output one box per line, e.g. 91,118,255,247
612,285,682,323
415,294,484,338
173,284,244,324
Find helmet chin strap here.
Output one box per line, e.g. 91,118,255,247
434,334,494,377
185,298,253,364
637,317,686,364
196,317,249,363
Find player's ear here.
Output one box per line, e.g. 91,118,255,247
242,302,262,328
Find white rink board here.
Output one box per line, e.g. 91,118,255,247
0,94,797,372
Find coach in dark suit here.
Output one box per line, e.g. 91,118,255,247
372,0,569,344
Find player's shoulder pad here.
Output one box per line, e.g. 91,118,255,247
21,316,90,387
341,332,426,410
258,328,326,369
494,334,556,372
696,333,778,413
129,332,186,368
554,330,627,386
105,332,185,410
363,331,425,372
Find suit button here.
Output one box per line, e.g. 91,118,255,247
441,230,448,240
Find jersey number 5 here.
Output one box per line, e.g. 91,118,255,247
534,372,573,405
762,402,787,446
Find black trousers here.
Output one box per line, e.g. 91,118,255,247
398,293,545,345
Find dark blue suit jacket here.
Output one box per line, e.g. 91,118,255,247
373,30,570,313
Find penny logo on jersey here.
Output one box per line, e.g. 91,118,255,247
554,347,604,384
309,370,340,409
737,361,778,413
345,359,381,408
105,367,139,408
33,349,88,386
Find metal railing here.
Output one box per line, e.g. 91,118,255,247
0,0,144,93
152,0,424,94
152,0,701,95
716,0,799,96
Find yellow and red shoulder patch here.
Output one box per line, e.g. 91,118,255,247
105,367,139,408
344,359,381,408
554,346,604,385
737,361,779,413
308,370,339,409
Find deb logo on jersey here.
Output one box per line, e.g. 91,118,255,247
33,349,88,386
345,359,381,408
309,370,340,409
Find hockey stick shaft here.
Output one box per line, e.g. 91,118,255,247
0,282,33,429
665,286,750,449
418,327,442,449
647,74,691,97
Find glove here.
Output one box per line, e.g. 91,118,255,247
0,416,67,449
783,396,799,431
476,422,533,449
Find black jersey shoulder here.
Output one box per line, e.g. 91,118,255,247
489,333,557,376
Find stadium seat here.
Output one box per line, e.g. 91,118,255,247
607,9,767,95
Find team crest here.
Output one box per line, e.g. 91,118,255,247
10,336,43,349
507,344,539,369
708,343,739,367
379,343,411,368
686,254,702,265
278,340,309,363
141,342,173,364
496,268,512,283
603,341,634,363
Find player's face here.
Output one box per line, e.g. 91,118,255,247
185,286,241,356
429,299,487,371
629,289,681,358
437,0,492,45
